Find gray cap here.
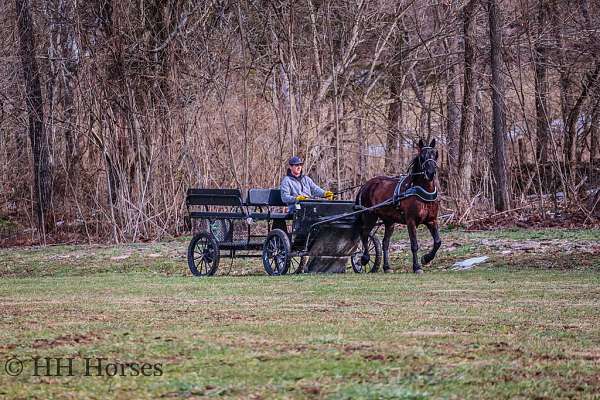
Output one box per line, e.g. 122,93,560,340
288,156,304,165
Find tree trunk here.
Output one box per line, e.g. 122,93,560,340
564,63,600,166
445,33,460,197
385,79,403,175
591,96,600,161
48,0,79,176
488,0,510,211
579,0,591,28
561,68,578,175
15,0,53,233
145,0,171,95
408,68,428,137
552,4,578,175
534,1,550,164
355,101,367,183
457,0,477,210
591,123,599,162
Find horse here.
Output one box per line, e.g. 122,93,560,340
355,138,441,274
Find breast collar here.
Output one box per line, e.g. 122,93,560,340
393,175,438,203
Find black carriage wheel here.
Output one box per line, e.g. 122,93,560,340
187,232,220,276
289,256,307,274
351,234,382,273
262,229,291,276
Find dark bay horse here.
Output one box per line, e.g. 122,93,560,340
356,139,441,274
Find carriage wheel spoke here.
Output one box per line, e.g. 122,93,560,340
275,254,285,273
196,238,213,274
272,237,282,273
270,254,278,272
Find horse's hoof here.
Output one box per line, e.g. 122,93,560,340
421,254,433,265
413,268,424,275
383,268,394,274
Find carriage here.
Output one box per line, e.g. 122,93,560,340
186,140,440,277
185,188,382,276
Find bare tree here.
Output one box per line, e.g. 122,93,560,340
487,0,509,211
457,0,477,209
385,78,403,174
15,0,53,234
534,1,550,164
591,96,600,161
445,30,460,198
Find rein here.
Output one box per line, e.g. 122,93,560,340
333,183,364,196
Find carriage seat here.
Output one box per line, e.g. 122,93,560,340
186,188,244,207
246,189,291,219
246,189,285,206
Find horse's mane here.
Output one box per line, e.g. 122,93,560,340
408,155,420,174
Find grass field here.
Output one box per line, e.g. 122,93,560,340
0,228,599,399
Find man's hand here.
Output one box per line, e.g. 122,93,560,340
295,195,310,201
324,191,334,200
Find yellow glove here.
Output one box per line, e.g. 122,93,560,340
324,191,334,200
295,195,310,201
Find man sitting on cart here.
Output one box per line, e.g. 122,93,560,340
280,156,334,213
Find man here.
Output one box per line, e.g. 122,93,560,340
280,156,333,211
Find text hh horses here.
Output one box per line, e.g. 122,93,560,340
356,139,441,274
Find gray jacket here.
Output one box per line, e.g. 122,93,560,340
280,171,326,205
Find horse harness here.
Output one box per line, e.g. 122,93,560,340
392,175,438,204
354,146,438,210
355,174,437,209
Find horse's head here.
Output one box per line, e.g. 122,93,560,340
415,138,438,181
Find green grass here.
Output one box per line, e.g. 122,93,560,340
0,228,599,399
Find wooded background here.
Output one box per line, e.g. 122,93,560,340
1,0,599,243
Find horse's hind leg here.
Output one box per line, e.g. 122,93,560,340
382,222,395,273
407,219,423,274
421,221,442,265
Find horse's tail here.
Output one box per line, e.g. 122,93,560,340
355,176,398,209
355,178,377,207
354,185,363,207
355,181,369,207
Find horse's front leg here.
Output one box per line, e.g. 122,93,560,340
421,221,442,265
382,222,395,273
407,220,422,274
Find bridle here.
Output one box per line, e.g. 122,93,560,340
408,146,437,180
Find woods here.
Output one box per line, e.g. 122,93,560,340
1,0,599,242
